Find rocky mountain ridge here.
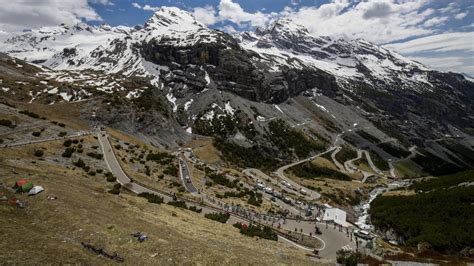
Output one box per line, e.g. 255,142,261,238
0,7,473,173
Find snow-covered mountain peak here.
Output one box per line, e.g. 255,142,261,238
145,6,205,32
258,17,310,38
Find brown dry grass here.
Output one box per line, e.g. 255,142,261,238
187,137,222,164
14,101,89,130
0,138,312,265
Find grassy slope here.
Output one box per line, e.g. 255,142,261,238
0,138,309,264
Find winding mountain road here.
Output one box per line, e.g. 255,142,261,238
97,132,355,259
274,147,337,200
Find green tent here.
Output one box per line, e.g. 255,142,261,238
20,181,34,193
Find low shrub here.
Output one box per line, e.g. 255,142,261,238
167,200,187,209
73,158,86,168
233,223,277,241
61,147,74,158
138,192,164,204
86,152,103,160
32,131,41,137
33,149,44,157
19,110,40,119
63,139,72,147
0,119,15,128
108,183,121,195
58,131,67,137
188,205,202,213
104,172,116,182
205,212,230,223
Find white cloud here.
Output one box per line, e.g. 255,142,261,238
89,0,114,5
384,32,474,76
217,0,274,27
193,5,219,25
131,2,159,12
454,12,468,20
279,0,435,44
384,32,474,53
408,55,474,76
438,2,460,14
423,16,448,27
0,0,105,32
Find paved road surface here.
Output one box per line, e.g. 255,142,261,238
361,150,383,176
0,121,50,137
274,147,337,200
97,132,354,259
330,146,346,172
178,157,198,194
1,131,93,148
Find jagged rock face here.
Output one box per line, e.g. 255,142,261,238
1,7,473,165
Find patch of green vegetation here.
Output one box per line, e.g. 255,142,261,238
61,147,74,158
33,149,44,157
194,111,257,140
19,110,40,119
247,192,263,207
188,205,202,213
214,138,280,170
86,152,103,160
412,149,463,176
32,131,41,137
233,223,278,241
108,183,121,195
268,119,326,158
368,150,389,171
370,185,474,253
138,192,164,204
167,200,187,209
104,172,116,182
410,170,474,192
206,172,237,189
63,139,72,147
356,130,380,143
146,152,173,165
0,119,15,128
163,164,178,177
204,212,230,223
58,131,67,137
336,250,361,266
377,142,410,158
291,162,351,181
335,145,357,163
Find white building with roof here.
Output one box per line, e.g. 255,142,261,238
323,207,348,227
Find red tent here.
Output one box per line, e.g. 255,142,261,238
15,179,28,188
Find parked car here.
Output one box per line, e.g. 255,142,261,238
299,188,307,195
272,191,282,199
282,197,292,204
264,187,273,194
354,230,373,240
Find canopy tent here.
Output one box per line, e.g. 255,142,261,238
323,208,349,227
19,181,34,193
28,186,44,196
14,179,28,188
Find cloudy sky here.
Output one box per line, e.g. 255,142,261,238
0,0,472,75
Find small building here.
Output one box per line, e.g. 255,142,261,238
323,207,348,227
